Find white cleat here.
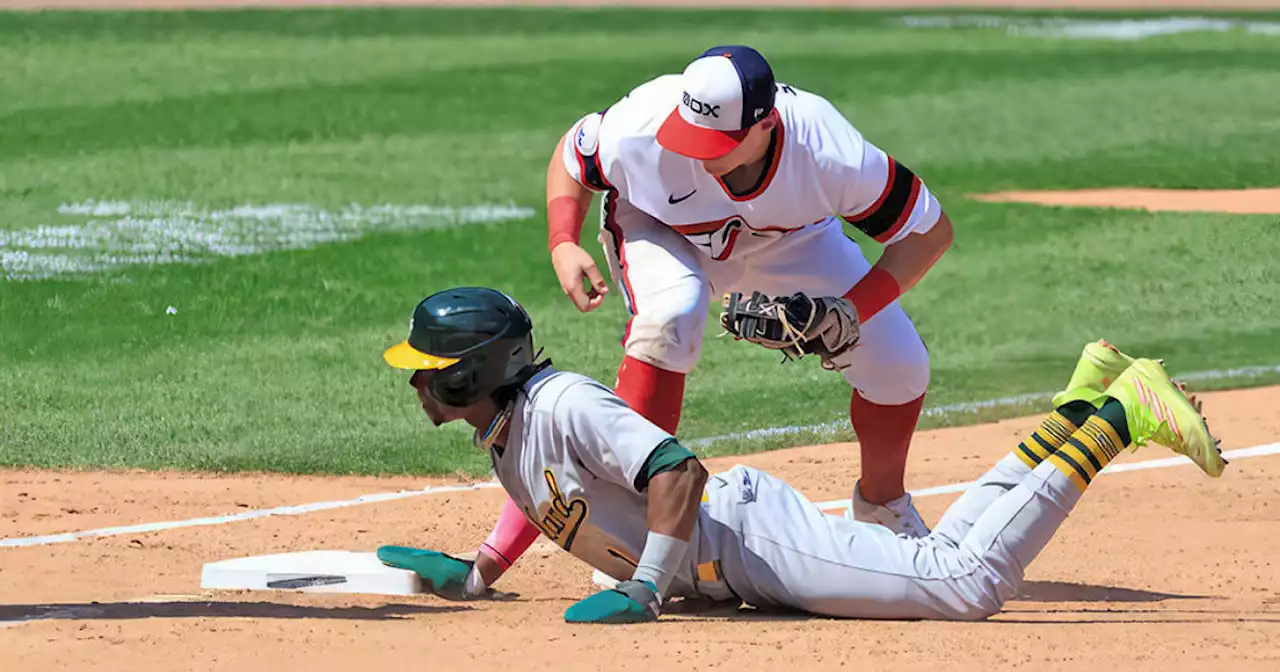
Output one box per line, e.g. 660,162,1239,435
849,482,931,538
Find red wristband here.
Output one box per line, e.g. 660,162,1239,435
844,267,902,322
547,196,586,252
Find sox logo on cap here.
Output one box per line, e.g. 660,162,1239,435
657,45,777,160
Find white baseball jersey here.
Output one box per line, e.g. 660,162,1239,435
493,364,1090,620
562,75,943,261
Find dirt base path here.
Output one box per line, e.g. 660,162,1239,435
3,1,1279,669
4,385,1279,672
973,188,1280,214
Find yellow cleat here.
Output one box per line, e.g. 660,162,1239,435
1053,340,1137,409
1103,358,1226,478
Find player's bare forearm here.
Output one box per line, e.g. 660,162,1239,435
876,211,954,291
644,458,708,541
546,132,611,310
474,550,506,587
546,133,594,227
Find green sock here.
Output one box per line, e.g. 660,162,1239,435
1015,400,1098,469
1048,399,1132,492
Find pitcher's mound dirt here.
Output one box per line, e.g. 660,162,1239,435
972,188,1280,215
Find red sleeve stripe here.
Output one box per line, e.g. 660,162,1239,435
843,158,922,243
589,152,613,190
600,191,636,316
845,159,896,225
574,146,610,192
573,148,591,188
875,175,921,243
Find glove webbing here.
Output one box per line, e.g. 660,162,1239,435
773,296,819,361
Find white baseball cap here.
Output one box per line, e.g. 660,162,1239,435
657,45,778,160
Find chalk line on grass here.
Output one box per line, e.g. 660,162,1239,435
3,444,1276,550
1,199,535,281
901,15,1280,40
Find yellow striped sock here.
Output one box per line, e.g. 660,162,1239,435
1014,411,1081,469
1047,415,1126,492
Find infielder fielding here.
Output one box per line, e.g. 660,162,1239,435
379,286,1225,624
470,43,954,586
544,44,951,534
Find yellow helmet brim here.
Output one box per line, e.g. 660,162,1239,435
382,341,460,371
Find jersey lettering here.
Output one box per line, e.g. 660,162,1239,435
606,546,638,569
672,216,745,261
532,469,589,551
671,215,805,261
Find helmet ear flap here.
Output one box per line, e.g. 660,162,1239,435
429,360,482,407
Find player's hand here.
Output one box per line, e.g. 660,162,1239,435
551,242,609,312
564,579,661,624
377,545,515,601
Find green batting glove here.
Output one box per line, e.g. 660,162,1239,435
377,545,475,601
564,579,661,624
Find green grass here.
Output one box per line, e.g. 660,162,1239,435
1,8,1279,476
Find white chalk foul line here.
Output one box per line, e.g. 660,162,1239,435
3,444,1277,550
0,482,500,549
688,363,1280,449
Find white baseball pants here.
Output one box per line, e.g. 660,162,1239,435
597,196,929,405
703,456,1077,620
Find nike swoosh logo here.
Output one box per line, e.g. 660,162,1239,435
668,190,697,204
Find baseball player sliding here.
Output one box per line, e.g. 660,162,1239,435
379,286,1225,624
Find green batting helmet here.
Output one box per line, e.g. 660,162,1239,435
384,286,538,407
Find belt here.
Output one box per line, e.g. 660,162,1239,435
693,488,732,592
697,490,718,580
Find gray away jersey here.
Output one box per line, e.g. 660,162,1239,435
491,366,706,595
488,368,1095,621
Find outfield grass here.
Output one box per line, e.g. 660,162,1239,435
1,8,1279,475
